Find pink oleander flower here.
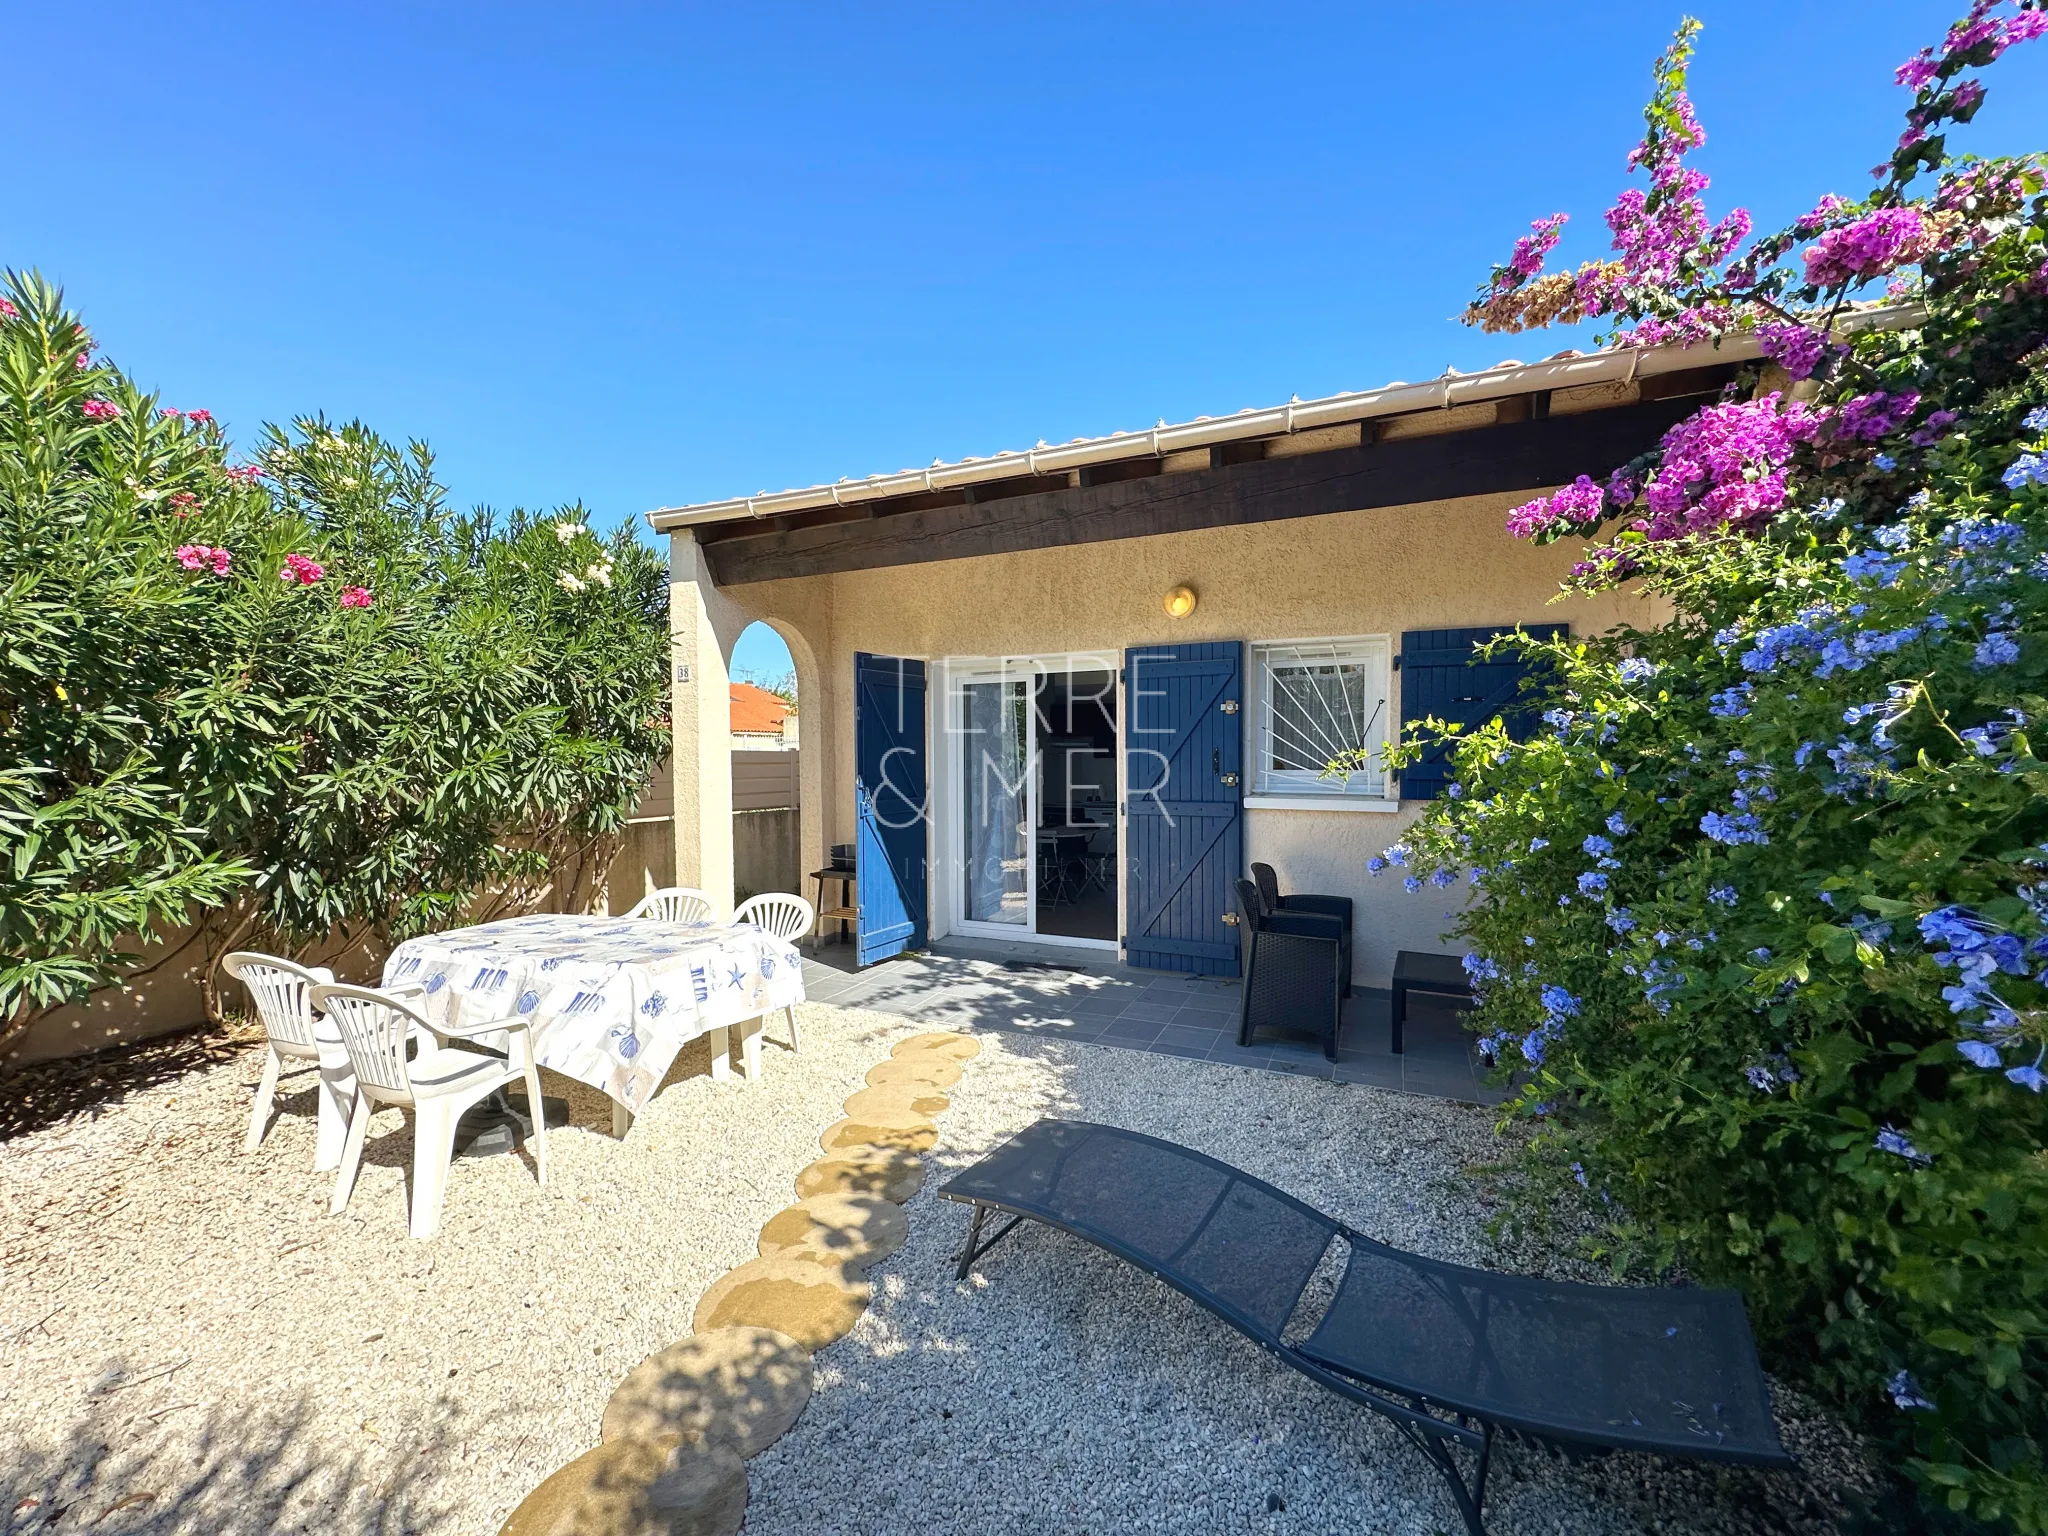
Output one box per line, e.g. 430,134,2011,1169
74,352,90,369
1757,322,1830,381
339,585,374,609
160,407,183,420
187,409,214,425
80,398,120,419
173,543,232,576
1802,207,1930,289
279,553,325,586
0,298,17,321
223,464,263,483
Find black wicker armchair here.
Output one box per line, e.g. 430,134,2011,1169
1251,862,1353,997
1234,877,1344,1061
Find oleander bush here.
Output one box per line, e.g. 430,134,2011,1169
1373,8,2048,1528
0,272,668,1046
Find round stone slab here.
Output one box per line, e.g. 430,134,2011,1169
819,1113,938,1155
757,1194,909,1267
843,1084,949,1119
865,1056,962,1092
794,1148,924,1204
497,1432,746,1536
601,1327,813,1459
692,1257,870,1351
890,1030,981,1061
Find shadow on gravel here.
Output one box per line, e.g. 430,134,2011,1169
0,1029,246,1145
0,1383,466,1536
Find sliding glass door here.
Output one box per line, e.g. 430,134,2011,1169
958,677,1030,927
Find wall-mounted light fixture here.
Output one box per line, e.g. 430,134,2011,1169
1163,585,1197,620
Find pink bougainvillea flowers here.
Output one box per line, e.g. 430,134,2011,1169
279,553,326,586
338,585,374,609
80,398,120,419
173,543,232,576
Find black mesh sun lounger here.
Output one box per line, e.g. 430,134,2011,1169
940,1120,1791,1536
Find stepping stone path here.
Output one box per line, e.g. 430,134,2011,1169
818,1110,938,1154
497,1019,976,1535
756,1193,909,1267
691,1255,873,1350
498,1432,747,1536
842,1083,950,1119
892,1030,981,1061
602,1327,813,1457
795,1145,924,1203
864,1055,962,1092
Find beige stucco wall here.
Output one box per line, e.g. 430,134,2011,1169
674,486,1664,988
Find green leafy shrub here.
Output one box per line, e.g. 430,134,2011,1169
1375,9,2048,1528
0,273,669,1045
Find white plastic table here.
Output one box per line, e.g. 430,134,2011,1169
380,913,805,1135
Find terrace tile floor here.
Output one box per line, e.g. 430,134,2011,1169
799,934,1502,1104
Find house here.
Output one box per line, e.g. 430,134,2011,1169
648,333,1764,987
730,681,799,750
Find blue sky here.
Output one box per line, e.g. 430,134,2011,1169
10,3,2045,683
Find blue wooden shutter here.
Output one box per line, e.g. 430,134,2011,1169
854,653,928,964
1123,642,1245,976
1397,625,1569,800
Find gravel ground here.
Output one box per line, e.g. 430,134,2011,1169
747,1022,1886,1536
1,1007,1884,1536
0,1003,923,1535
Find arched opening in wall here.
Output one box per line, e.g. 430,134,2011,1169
729,622,803,905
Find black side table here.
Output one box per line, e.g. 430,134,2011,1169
811,867,857,945
1391,950,1475,1054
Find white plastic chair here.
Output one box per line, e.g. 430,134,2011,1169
732,893,815,1053
623,886,716,924
222,951,338,1157
307,982,548,1240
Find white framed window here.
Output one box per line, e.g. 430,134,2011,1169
1249,636,1392,803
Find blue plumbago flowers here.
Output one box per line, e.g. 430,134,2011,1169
1528,837,1548,852
1462,953,1501,985
1743,1053,1799,1093
1887,1370,1936,1413
1404,875,1423,893
1708,883,1739,907
1875,1125,1931,1166
1700,809,1769,845
1709,684,1753,718
1618,657,1660,683
1570,1161,1589,1187
1959,708,2028,761
2025,406,2048,431
1606,907,1636,934
1919,905,2032,1057
1957,1039,2003,1069
1368,842,1412,875
1583,833,1614,857
1578,871,1610,895
1430,868,1457,888
1842,549,1907,586
1975,631,2021,669
2003,449,2047,490
1606,811,1630,837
